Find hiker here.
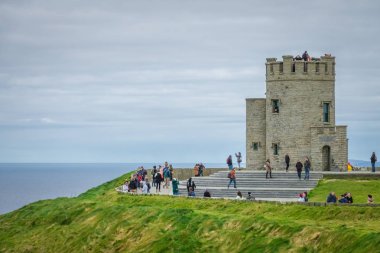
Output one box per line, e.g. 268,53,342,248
236,191,245,200
169,164,174,181
247,192,255,201
235,152,242,169
187,177,196,193
154,170,162,193
188,187,195,197
285,154,290,172
227,155,233,170
304,157,311,180
227,168,237,189
302,51,310,61
368,194,374,204
326,192,337,203
296,160,303,180
203,189,211,198
370,152,377,172
264,159,272,179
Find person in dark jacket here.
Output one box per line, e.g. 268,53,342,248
285,154,290,172
187,177,196,193
326,192,337,203
370,152,377,172
265,159,272,179
295,160,303,180
203,189,211,198
154,171,162,193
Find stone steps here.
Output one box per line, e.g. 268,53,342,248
179,170,323,199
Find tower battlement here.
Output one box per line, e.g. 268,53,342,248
265,55,335,81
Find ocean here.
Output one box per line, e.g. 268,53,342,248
0,163,228,214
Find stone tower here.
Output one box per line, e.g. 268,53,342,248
246,54,348,171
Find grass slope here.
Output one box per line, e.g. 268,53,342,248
1,172,380,253
309,179,380,203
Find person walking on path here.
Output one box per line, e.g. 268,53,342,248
265,159,272,179
371,152,377,172
296,160,303,180
187,177,196,193
154,170,162,193
304,157,311,180
285,154,290,172
235,152,242,169
227,168,237,189
227,155,233,170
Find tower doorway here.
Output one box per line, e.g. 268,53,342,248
322,146,331,171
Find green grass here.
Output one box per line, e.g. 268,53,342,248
1,172,380,252
309,179,380,203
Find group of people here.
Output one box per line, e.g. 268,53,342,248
326,192,374,204
122,166,151,194
151,162,174,192
226,152,243,170
193,163,205,177
264,155,311,180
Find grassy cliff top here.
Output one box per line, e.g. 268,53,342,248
1,171,380,253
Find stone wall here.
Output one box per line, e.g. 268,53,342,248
246,99,266,169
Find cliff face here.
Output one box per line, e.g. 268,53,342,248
1,171,380,252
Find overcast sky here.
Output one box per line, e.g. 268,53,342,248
0,0,379,163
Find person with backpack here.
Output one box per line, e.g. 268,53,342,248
370,152,377,172
154,170,162,193
227,168,236,189
227,155,233,170
187,177,196,193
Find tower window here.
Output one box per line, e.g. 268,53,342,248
273,143,279,155
270,64,274,73
332,63,335,75
304,62,308,72
323,102,330,123
279,63,283,73
325,63,328,73
272,99,280,113
291,63,295,72
316,63,320,73
252,142,259,151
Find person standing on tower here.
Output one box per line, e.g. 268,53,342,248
235,152,242,169
370,152,377,172
285,154,290,172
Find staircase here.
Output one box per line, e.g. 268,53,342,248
178,170,323,200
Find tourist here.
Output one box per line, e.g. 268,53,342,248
188,187,195,197
227,168,237,189
285,154,290,172
370,152,377,172
303,192,309,202
297,193,305,202
142,180,149,194
368,194,374,204
302,51,310,61
129,176,137,193
247,192,255,201
151,166,157,187
187,177,196,193
154,170,162,193
326,192,337,203
163,162,171,189
304,157,311,180
198,163,205,176
193,164,199,177
227,155,233,170
236,191,245,200
338,193,348,203
235,152,242,169
345,192,353,203
122,179,129,193
296,160,303,180
265,159,272,179
141,166,147,181
203,189,211,198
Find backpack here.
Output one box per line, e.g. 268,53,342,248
227,172,231,178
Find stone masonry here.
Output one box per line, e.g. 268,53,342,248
246,54,348,171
